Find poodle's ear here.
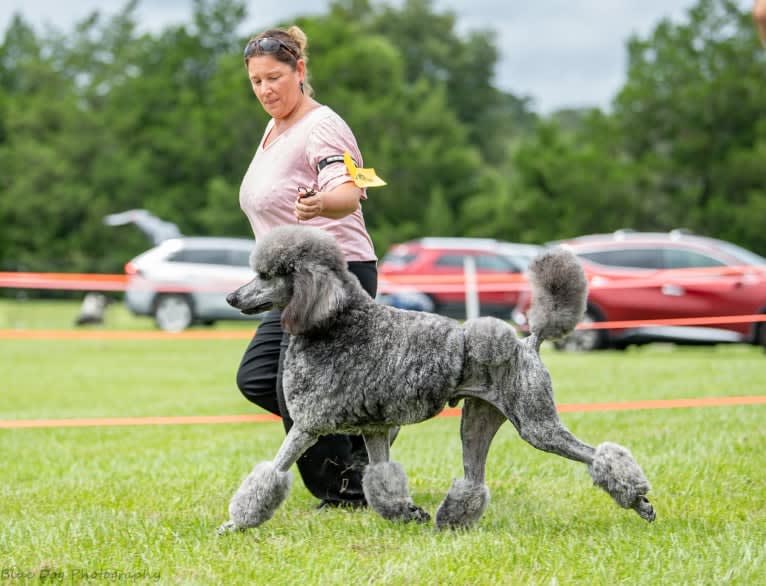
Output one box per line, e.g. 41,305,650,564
281,265,348,334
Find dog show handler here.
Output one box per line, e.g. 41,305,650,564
234,24,379,509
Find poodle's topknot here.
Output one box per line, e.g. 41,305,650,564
253,225,346,276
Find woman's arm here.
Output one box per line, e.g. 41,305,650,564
293,181,363,221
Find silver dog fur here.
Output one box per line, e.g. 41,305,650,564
219,225,655,532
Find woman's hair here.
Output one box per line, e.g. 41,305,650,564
243,26,314,96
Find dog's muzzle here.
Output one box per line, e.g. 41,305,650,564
226,289,272,315
226,291,241,308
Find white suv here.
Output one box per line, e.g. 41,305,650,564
124,237,256,331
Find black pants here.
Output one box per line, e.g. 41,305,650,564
236,261,377,504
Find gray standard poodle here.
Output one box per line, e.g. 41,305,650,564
218,225,655,533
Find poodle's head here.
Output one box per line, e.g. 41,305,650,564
226,226,351,334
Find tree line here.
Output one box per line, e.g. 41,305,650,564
1,0,764,274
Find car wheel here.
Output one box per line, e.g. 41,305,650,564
154,295,194,332
758,321,766,350
424,294,442,315
553,309,607,352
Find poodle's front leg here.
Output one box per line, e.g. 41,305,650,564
218,427,318,533
436,398,506,529
361,431,430,524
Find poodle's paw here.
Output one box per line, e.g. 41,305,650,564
362,461,428,523
589,442,654,522
402,503,431,524
435,479,490,530
631,494,656,523
216,520,244,535
227,461,293,530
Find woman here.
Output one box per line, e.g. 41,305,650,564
235,26,378,508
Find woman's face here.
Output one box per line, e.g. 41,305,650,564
246,55,304,120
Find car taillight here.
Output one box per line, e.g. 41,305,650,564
124,261,141,276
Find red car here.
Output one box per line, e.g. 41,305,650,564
378,237,540,319
512,230,766,351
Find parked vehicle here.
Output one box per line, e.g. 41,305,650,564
378,237,541,318
124,237,256,331
512,230,766,351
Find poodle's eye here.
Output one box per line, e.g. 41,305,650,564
257,272,271,281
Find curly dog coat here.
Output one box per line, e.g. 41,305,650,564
218,226,655,532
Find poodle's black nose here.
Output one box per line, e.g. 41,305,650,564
226,291,239,308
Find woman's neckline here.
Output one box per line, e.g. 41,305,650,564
262,103,324,150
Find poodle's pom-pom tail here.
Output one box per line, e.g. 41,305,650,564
589,442,656,522
435,479,490,530
362,462,430,523
224,461,293,531
527,247,587,341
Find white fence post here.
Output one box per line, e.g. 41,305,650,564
463,256,479,320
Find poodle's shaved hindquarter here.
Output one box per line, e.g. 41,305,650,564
219,226,655,532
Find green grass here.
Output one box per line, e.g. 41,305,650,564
1,300,765,585
0,298,258,331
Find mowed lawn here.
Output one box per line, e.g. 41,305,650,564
1,300,765,585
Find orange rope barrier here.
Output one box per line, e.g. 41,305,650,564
575,313,766,331
1,396,763,429
0,272,128,291
0,329,253,340
2,266,764,295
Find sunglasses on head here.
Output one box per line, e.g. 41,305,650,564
243,37,299,61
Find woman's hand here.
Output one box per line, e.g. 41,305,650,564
294,182,362,221
294,189,324,221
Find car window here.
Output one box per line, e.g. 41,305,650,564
382,252,417,266
475,254,519,272
503,254,534,270
229,250,253,267
434,254,467,268
435,253,518,272
708,241,766,266
664,248,726,268
169,249,232,265
578,248,663,269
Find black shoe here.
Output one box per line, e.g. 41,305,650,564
316,499,367,510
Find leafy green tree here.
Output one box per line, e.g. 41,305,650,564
614,0,766,252
368,0,535,163
464,111,648,244
0,14,117,271
469,0,766,253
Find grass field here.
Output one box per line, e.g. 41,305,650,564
1,300,765,585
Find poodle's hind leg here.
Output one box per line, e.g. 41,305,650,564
510,381,655,522
218,426,318,533
361,430,430,523
436,398,505,530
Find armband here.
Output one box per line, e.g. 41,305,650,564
316,154,356,173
